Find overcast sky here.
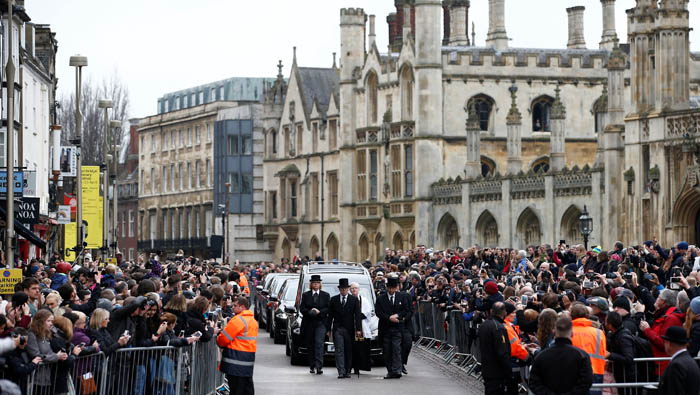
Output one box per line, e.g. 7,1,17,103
32,0,699,120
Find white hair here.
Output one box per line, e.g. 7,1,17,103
518,250,527,259
349,282,360,288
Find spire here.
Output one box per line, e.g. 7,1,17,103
292,46,297,67
277,60,284,79
551,83,566,120
332,52,337,69
471,22,475,46
506,85,521,124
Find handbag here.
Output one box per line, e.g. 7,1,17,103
79,372,97,395
156,355,176,384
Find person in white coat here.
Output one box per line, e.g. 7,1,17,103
349,282,374,375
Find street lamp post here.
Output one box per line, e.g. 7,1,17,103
110,120,121,256
218,204,225,264
98,100,112,262
224,182,231,265
70,55,88,263
578,205,593,251
5,0,15,268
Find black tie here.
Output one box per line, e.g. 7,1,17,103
313,292,319,305
390,295,395,306
342,296,346,307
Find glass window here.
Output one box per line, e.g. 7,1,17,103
198,91,203,104
532,97,553,132
129,210,135,237
329,119,337,150
171,165,176,191
228,136,238,155
242,136,252,155
179,129,184,147
370,149,378,200
405,145,413,197
271,192,278,219
196,126,201,144
150,168,155,194
163,166,168,192
206,160,211,186
178,163,183,190
195,160,201,188
357,150,366,201
187,162,192,190
272,130,278,154
210,87,216,102
242,174,252,194
329,172,338,216
219,86,225,100
231,172,240,193
170,130,175,150
290,181,297,217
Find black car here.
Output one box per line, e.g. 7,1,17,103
254,273,282,327
285,263,381,365
270,276,299,344
261,274,297,332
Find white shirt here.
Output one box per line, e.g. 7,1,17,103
670,348,687,361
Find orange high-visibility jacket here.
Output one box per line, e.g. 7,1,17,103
571,317,606,375
239,273,250,295
217,309,258,377
505,321,529,361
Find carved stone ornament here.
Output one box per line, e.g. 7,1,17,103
506,85,522,125
550,84,567,120
623,167,635,182
465,101,480,131
607,44,626,71
687,165,700,188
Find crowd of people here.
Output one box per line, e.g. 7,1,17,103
0,251,255,394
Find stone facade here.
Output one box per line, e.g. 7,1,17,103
116,121,140,261
261,0,700,264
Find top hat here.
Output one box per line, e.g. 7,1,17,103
338,278,350,289
661,326,688,344
310,274,322,283
386,276,399,288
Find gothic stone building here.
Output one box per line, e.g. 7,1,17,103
262,0,700,263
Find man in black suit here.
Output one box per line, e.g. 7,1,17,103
658,326,700,395
299,274,330,374
326,278,362,379
375,276,411,379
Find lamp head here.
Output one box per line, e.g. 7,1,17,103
98,100,113,109
69,55,88,67
109,120,121,129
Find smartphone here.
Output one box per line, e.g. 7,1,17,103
78,342,86,348
192,331,202,338
179,330,185,337
122,330,130,337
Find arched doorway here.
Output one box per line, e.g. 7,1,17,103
437,213,459,249
375,233,383,263
310,236,319,257
358,233,369,262
672,187,700,246
516,207,542,248
393,232,404,251
560,205,583,246
327,234,339,261
476,210,499,248
281,238,291,261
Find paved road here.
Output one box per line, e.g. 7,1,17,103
252,333,469,394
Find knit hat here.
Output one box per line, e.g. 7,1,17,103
97,298,113,312
588,297,609,312
612,296,631,313
56,262,72,274
592,246,601,254
484,281,499,295
677,241,689,251
690,297,700,315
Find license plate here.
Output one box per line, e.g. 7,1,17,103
327,344,335,353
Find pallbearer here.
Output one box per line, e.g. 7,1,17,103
299,274,330,374
327,278,362,378
375,276,411,379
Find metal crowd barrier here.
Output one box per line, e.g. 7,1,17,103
18,341,222,395
187,339,225,395
591,356,700,391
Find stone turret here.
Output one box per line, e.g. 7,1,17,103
465,102,481,179
654,0,690,110
627,0,657,113
449,0,469,46
486,0,508,50
550,85,567,172
506,86,522,175
566,6,586,49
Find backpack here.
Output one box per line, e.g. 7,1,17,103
630,335,656,382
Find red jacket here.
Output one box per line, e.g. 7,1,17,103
642,306,685,374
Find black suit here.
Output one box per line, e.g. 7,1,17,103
375,291,411,376
327,293,362,376
300,289,331,370
658,349,700,395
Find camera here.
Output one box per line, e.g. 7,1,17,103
607,272,618,279
582,280,595,289
585,272,596,280
623,273,633,280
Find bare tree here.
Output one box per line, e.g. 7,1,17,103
57,73,130,166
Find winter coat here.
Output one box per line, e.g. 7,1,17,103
642,305,685,374
529,337,593,395
71,327,98,355
607,327,636,385
184,308,214,342
5,347,39,394
688,320,700,358
92,327,121,357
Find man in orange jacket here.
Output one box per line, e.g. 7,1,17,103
217,296,258,395
570,302,606,395
504,302,533,395
236,265,250,295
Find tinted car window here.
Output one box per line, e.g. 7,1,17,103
282,280,299,302
271,275,296,296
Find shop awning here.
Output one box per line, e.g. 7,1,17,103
0,205,47,250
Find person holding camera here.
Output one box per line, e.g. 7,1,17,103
5,328,41,394
639,288,685,375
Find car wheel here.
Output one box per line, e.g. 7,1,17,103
269,318,275,338
258,309,266,329
267,311,273,333
285,337,291,356
290,342,304,366
273,326,284,344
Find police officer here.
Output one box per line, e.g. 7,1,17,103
300,274,330,374
327,278,362,378
479,302,511,395
375,276,410,379
217,296,258,395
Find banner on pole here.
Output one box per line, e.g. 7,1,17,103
63,166,103,261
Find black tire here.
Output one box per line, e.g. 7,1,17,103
269,316,275,338
267,311,273,333
285,337,291,356
290,342,305,366
273,327,285,344
258,308,266,329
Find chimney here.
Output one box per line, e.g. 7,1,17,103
566,6,586,49
387,13,399,52
368,15,376,48
599,0,618,50
449,0,469,46
25,23,35,57
486,0,508,50
442,1,450,45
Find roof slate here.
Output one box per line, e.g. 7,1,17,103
297,67,339,116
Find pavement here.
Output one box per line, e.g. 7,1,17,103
252,332,473,394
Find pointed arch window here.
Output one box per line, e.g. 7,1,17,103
400,66,414,120
467,95,495,132
532,96,554,132
366,71,378,125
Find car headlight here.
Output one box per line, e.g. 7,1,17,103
292,327,301,335
276,312,287,320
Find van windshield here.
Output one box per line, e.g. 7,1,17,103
300,273,374,303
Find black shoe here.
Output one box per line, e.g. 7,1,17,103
316,369,323,375
402,366,408,375
383,373,401,379
337,374,348,379
310,368,316,374
343,374,352,378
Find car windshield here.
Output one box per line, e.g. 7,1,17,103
271,276,296,295
282,280,299,302
300,273,374,304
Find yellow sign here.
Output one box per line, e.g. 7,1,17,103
0,269,22,294
64,166,104,261
107,258,117,264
